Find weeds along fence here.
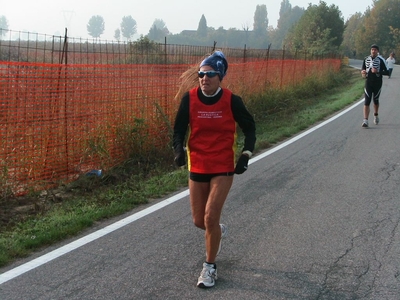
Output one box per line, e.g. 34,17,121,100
0,29,342,196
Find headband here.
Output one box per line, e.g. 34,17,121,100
199,51,228,80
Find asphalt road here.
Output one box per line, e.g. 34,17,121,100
1,64,399,299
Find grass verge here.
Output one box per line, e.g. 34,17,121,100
0,66,364,268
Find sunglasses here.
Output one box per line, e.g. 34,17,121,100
198,71,220,78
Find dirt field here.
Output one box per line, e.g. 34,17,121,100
1,187,71,232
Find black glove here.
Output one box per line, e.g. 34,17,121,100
234,154,249,174
174,149,186,167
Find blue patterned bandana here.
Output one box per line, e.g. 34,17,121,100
199,51,228,80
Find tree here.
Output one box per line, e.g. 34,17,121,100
285,1,344,54
389,25,400,53
154,19,169,36
341,12,364,57
253,4,269,36
148,25,163,42
241,23,251,46
278,0,292,24
197,14,208,37
147,19,169,42
0,15,9,36
87,15,105,39
355,0,400,56
114,28,121,41
270,1,304,49
208,26,228,46
129,35,162,61
121,16,137,41
225,27,248,47
133,35,155,50
252,4,269,48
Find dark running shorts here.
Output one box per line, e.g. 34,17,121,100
189,172,234,182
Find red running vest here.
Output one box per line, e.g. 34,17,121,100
187,87,237,173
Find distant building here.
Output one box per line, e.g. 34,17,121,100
180,30,197,37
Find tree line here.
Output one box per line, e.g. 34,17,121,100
1,0,399,58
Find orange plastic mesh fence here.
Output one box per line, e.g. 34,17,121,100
0,57,341,195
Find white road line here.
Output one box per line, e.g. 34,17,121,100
250,99,364,164
0,190,189,285
0,98,364,285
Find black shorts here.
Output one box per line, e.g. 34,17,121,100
364,80,382,106
189,172,234,183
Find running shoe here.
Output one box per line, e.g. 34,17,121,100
217,224,227,256
362,120,369,128
374,115,379,125
197,262,217,288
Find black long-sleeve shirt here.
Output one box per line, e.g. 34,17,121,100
362,55,389,82
173,87,256,155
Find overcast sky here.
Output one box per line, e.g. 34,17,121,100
2,0,373,40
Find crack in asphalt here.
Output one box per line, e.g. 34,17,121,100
314,181,400,299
